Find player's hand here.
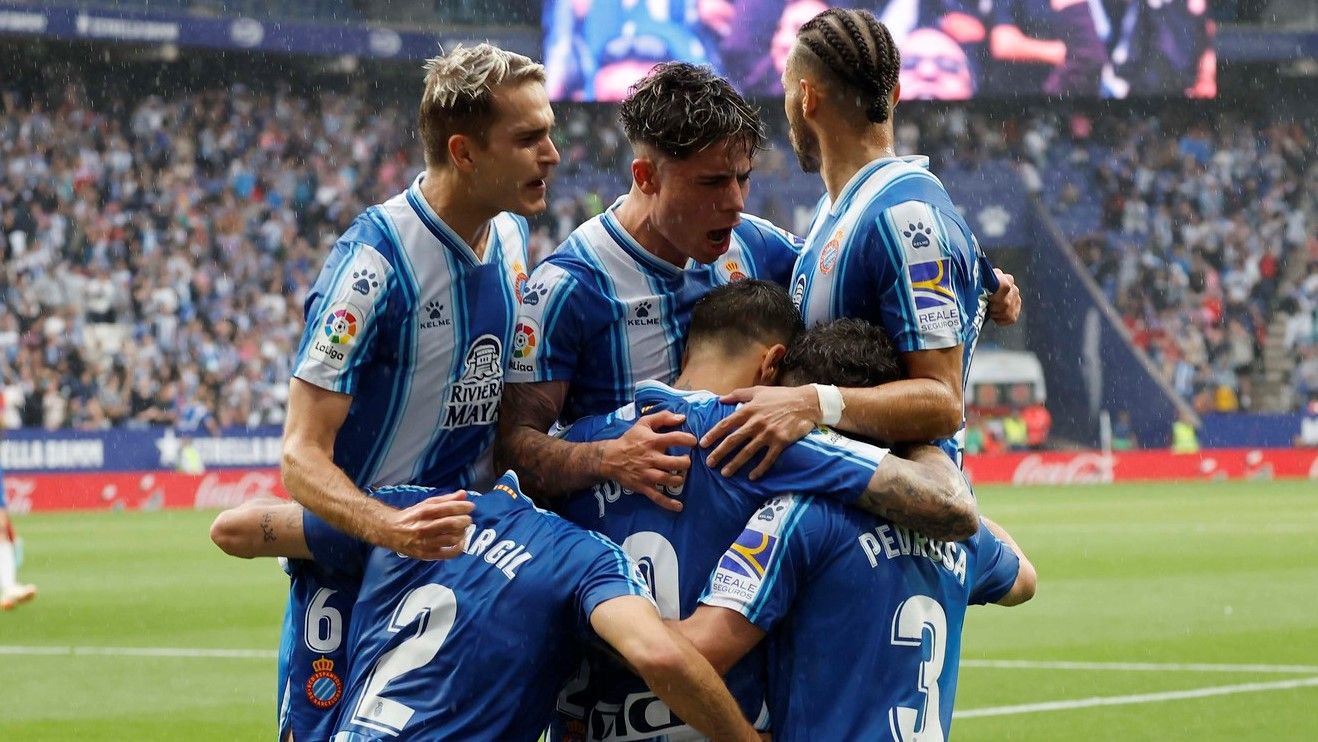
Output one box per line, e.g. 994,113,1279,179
700,386,818,480
988,268,1021,326
381,491,475,560
697,0,735,36
601,410,697,512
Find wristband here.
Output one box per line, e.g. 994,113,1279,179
812,384,845,426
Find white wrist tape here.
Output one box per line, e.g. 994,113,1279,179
812,384,845,426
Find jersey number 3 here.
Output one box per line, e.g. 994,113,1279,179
888,595,947,742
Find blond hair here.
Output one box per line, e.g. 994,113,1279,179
419,43,546,168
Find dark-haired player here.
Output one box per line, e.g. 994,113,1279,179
703,8,1020,476
553,280,978,741
497,63,803,506
210,473,761,742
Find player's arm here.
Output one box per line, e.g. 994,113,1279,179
282,378,472,559
980,515,1036,606
209,497,313,560
592,595,760,742
496,381,695,510
857,443,978,542
673,606,765,676
702,350,963,477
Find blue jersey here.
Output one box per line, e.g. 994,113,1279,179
507,198,801,422
302,472,652,742
702,495,1020,742
555,380,889,741
281,173,530,741
791,156,992,464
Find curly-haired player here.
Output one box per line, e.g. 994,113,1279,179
498,62,804,506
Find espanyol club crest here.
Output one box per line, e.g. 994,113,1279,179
306,656,343,709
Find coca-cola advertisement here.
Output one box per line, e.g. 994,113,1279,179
4,469,286,513
965,449,1318,486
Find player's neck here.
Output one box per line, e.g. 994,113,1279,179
674,353,759,396
615,188,686,268
421,169,496,259
819,126,896,203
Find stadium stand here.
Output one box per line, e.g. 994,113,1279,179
1,70,1312,432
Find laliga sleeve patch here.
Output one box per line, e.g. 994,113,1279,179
308,301,365,370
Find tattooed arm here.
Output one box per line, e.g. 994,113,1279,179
209,496,313,560
495,381,695,510
854,444,978,542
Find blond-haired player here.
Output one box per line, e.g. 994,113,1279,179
269,43,559,741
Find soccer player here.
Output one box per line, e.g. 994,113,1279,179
0,466,36,611
678,497,1035,741
497,62,803,506
209,473,761,742
701,8,1020,477
275,44,558,741
553,281,978,740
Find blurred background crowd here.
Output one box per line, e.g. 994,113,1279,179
0,0,1313,452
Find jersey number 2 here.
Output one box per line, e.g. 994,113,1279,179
888,595,947,742
349,583,458,735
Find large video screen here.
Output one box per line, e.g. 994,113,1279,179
544,0,1216,101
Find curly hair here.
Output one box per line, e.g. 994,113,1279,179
618,62,766,160
795,8,900,124
778,318,901,388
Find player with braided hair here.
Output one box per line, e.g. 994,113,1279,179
702,7,1022,478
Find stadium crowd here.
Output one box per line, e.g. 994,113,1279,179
0,84,420,431
1038,112,1317,413
2,78,1313,432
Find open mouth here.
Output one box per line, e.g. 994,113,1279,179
526,178,547,190
706,228,733,245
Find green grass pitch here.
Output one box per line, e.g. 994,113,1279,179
2,479,1315,740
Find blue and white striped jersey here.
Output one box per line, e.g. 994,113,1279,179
302,472,653,742
279,173,530,742
791,156,993,464
506,197,801,423
701,496,1020,742
292,173,530,491
553,380,888,741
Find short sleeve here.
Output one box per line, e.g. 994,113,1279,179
292,240,394,395
303,510,372,580
967,520,1022,605
699,494,816,631
507,261,587,384
572,530,655,633
868,200,967,352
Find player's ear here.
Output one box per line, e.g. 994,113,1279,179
800,78,819,119
448,134,478,173
891,82,902,110
757,343,788,385
632,157,659,195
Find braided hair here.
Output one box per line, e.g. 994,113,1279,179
795,8,900,124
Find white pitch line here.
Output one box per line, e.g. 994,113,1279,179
0,645,276,659
963,659,1318,674
955,676,1318,719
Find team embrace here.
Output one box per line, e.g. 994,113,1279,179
211,8,1036,740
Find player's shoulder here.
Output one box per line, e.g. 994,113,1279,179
735,212,803,253
634,380,722,425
